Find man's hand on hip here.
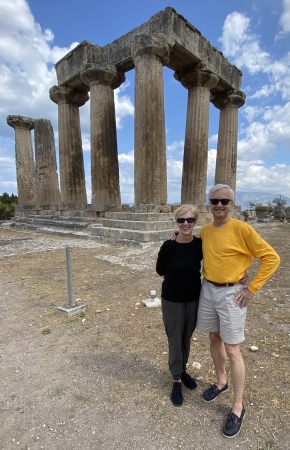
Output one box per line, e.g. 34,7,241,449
234,288,254,308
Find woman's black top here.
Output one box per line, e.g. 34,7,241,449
156,237,202,303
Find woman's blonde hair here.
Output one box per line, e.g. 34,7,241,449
174,204,198,221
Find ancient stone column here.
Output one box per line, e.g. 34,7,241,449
212,90,246,193
132,33,174,206
175,66,219,204
49,85,88,206
80,65,124,208
6,115,37,206
34,119,61,205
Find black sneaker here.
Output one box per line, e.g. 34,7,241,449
171,382,183,406
202,383,228,402
181,371,197,390
222,405,245,438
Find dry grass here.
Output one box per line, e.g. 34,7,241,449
0,223,289,449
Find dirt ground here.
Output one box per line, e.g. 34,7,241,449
0,222,289,450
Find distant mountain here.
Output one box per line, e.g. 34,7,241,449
235,192,290,211
128,192,290,210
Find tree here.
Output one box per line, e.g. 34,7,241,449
249,202,269,213
271,196,286,207
0,192,18,220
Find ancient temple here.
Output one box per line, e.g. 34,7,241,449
6,7,245,244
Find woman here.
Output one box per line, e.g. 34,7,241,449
156,205,202,406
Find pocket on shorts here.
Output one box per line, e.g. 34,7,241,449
229,283,244,300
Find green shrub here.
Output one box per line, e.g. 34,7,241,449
0,192,18,220
255,205,270,212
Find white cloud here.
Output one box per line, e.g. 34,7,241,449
218,12,251,56
219,10,290,102
239,102,290,162
118,151,134,203
166,140,184,155
208,134,218,145
242,105,260,122
0,140,17,193
0,0,133,134
0,0,72,133
82,134,91,153
238,122,275,161
237,162,290,194
218,12,271,75
280,0,290,32
217,10,290,194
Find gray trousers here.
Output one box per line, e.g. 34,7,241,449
161,298,198,380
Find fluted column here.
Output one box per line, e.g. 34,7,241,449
34,119,61,205
6,115,37,205
212,90,246,193
175,66,219,204
132,33,174,205
49,85,88,206
81,65,124,207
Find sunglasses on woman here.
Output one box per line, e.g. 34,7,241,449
176,217,196,223
209,199,231,205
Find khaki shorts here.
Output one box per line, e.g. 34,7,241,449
197,279,247,344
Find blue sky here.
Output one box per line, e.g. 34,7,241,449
1,0,290,204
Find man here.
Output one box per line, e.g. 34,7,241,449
197,184,280,438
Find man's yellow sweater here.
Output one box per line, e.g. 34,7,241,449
200,218,280,294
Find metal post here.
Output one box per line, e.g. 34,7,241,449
66,246,73,308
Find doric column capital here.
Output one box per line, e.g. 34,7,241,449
49,85,89,107
174,65,219,90
132,33,175,65
212,89,246,110
80,64,125,90
6,115,34,130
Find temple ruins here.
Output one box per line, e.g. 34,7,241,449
6,7,246,245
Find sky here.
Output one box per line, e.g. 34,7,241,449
1,0,290,205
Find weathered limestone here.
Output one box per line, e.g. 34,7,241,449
80,65,124,208
55,8,242,93
34,119,61,205
6,115,37,205
175,65,219,204
132,33,174,205
49,85,88,206
212,90,246,194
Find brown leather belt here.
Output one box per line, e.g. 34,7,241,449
206,279,235,287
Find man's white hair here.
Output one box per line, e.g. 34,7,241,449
209,184,235,201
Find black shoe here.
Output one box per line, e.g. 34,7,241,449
202,383,228,402
222,405,245,438
181,371,197,390
171,382,183,406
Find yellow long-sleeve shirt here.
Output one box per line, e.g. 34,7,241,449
199,218,280,294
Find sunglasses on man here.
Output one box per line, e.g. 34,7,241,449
209,199,232,205
176,217,196,224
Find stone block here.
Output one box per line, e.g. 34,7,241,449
55,8,242,93
56,304,86,317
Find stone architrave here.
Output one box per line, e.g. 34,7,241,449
175,66,219,204
6,115,37,206
49,85,88,206
212,90,246,194
34,119,61,205
132,33,174,206
80,65,124,207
